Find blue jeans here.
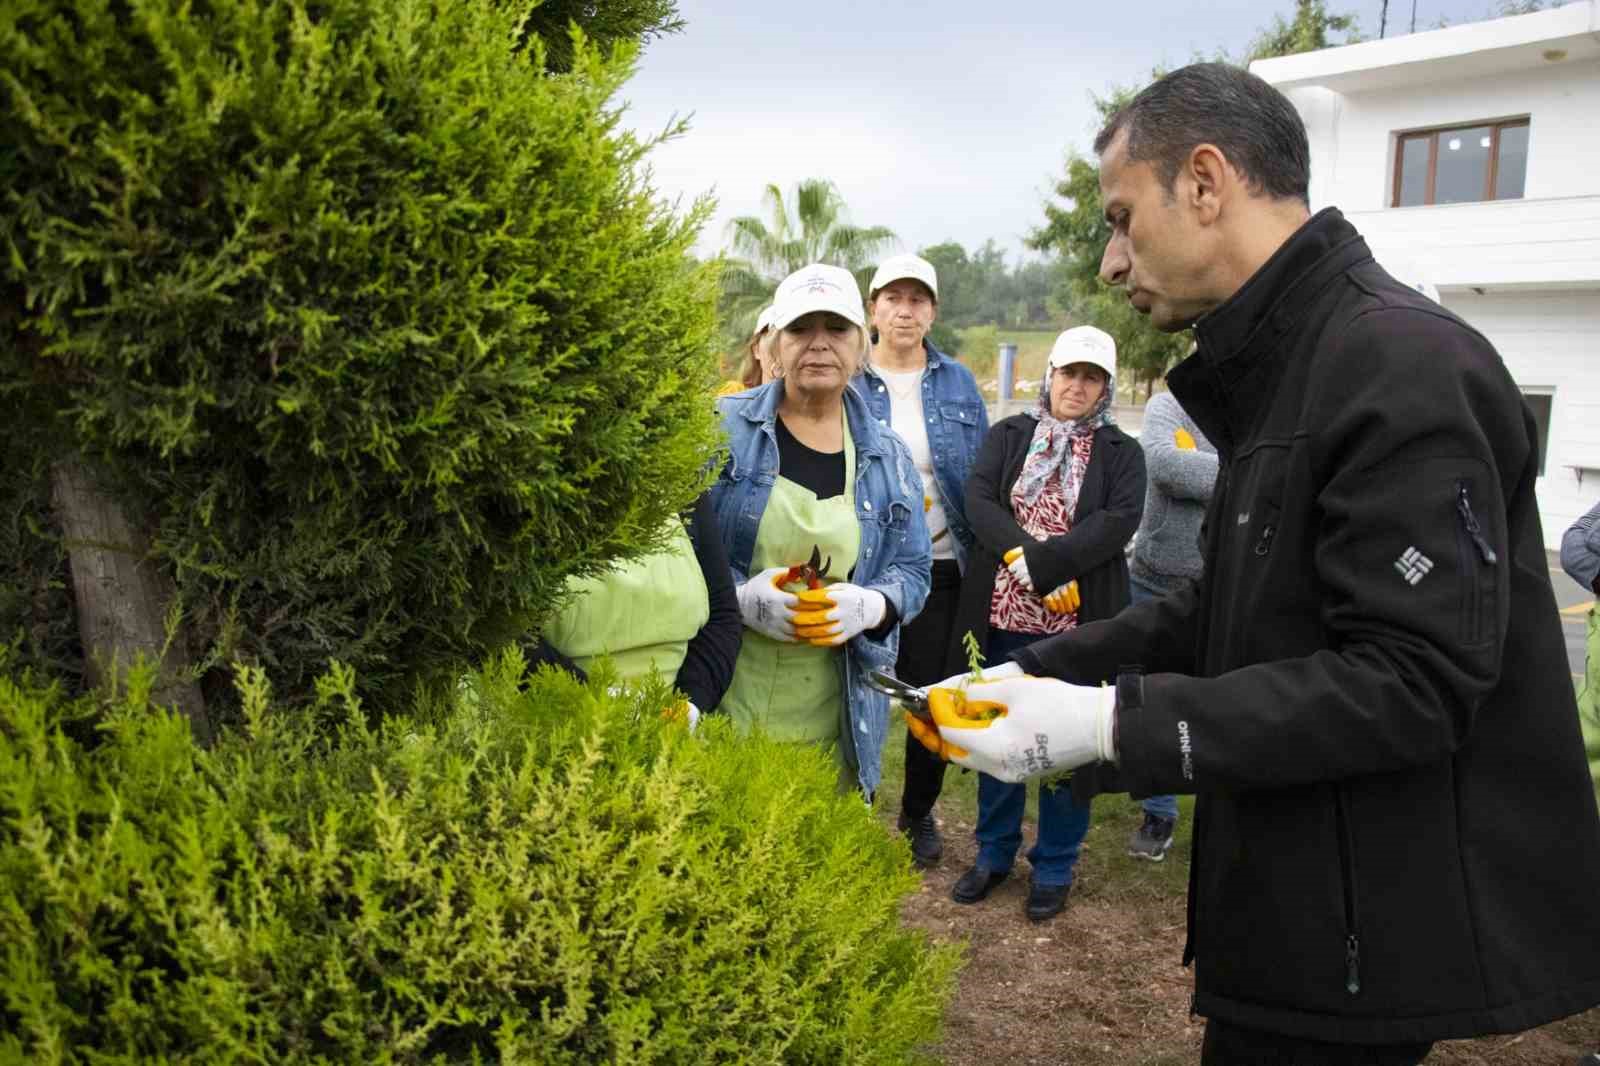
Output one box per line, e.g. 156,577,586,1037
1128,577,1180,823
975,628,1091,886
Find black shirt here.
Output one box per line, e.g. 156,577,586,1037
775,416,845,499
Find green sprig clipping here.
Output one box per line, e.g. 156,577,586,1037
962,630,983,683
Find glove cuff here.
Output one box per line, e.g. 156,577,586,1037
981,661,1024,683
865,588,888,628
1096,685,1119,765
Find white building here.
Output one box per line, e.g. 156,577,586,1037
1251,2,1600,548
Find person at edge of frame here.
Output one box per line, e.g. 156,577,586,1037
909,62,1600,1065
1560,497,1600,813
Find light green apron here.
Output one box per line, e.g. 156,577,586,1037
1582,609,1600,814
544,517,709,684
723,417,860,750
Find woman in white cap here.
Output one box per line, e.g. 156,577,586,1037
719,306,778,396
854,253,988,867
945,325,1145,921
707,263,932,797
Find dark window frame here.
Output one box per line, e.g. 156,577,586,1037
1391,118,1530,208
1523,390,1553,477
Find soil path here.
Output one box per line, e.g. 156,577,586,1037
890,807,1598,1066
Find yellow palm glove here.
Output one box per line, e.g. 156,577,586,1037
1174,427,1197,450
1042,580,1080,615
908,676,1116,782
791,586,839,641
1003,546,1035,591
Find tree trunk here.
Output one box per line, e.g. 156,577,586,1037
51,455,210,742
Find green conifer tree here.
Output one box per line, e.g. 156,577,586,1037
1,0,719,726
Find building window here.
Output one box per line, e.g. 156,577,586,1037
1392,119,1529,207
1523,390,1552,476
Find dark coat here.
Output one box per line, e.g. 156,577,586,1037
1017,209,1600,1043
947,415,1145,673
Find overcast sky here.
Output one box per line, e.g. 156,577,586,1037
619,0,1527,263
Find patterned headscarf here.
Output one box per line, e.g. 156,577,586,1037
1012,363,1116,509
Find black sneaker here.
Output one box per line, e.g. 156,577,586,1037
951,864,1009,904
896,810,943,868
1128,812,1177,862
1026,878,1072,922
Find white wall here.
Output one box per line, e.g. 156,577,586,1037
1285,58,1600,214
1441,289,1600,547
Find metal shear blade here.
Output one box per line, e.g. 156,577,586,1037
865,669,934,721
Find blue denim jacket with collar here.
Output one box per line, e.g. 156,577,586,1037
853,342,988,572
709,380,932,796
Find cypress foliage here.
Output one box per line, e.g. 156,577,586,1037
0,655,961,1063
0,0,721,714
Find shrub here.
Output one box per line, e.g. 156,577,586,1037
0,0,721,716
0,652,961,1063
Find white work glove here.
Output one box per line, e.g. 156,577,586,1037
905,674,1116,784
792,582,888,647
1003,546,1035,592
737,566,800,642
929,660,1024,693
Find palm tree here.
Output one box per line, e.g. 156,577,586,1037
718,179,897,349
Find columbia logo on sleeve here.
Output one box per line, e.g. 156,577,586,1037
1393,546,1434,586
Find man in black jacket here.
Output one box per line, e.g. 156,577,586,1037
923,63,1600,1063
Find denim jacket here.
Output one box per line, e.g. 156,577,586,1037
709,381,933,795
853,342,988,572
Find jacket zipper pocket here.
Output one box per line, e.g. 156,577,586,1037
1333,785,1361,996
1455,483,1497,565
1455,482,1497,643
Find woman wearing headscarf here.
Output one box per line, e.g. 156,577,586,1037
709,263,932,797
853,253,988,867
947,325,1145,921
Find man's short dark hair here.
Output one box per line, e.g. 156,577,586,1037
1094,63,1310,204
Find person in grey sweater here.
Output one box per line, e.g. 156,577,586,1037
1560,499,1600,816
1125,389,1218,860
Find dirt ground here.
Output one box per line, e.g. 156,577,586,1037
876,747,1599,1066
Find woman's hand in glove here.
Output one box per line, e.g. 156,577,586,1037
1003,546,1035,591
1042,580,1080,615
792,583,887,647
737,566,801,642
906,674,1116,783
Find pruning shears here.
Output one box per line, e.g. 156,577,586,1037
865,669,935,722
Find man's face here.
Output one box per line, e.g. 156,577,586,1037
1097,131,1215,332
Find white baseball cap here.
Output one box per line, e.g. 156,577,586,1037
868,254,939,300
753,305,776,334
1048,326,1117,379
769,264,866,331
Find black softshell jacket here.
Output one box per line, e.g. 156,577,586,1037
1016,209,1600,1043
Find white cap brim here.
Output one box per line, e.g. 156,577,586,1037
1048,326,1117,379
770,264,866,330
869,254,939,300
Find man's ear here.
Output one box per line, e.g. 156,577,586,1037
1185,143,1232,225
